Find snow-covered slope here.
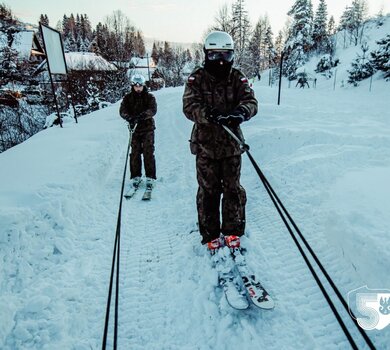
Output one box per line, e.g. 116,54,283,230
303,14,390,89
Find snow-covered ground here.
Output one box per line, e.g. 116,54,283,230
1,75,389,348
1,17,390,350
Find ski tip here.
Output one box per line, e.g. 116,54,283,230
254,298,275,310
226,298,249,310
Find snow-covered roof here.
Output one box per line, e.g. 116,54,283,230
11,31,34,60
65,52,117,71
126,68,156,81
130,56,156,68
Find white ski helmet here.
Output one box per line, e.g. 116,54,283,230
204,31,234,51
131,74,146,86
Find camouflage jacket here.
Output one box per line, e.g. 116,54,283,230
182,67,257,159
119,90,157,133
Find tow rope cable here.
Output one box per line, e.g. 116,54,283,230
102,124,137,350
222,124,376,350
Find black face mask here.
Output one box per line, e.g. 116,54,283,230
204,58,233,80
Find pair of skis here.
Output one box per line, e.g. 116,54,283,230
212,247,274,310
124,179,152,201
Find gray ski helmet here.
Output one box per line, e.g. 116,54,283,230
131,74,146,86
204,31,234,51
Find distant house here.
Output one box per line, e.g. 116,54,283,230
128,56,156,82
10,30,45,62
129,56,156,69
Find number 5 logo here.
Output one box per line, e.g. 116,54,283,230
348,286,390,331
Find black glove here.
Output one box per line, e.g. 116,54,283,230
129,115,141,128
205,106,224,124
216,106,248,127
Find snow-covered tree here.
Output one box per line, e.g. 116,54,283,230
340,0,368,47
348,42,374,85
247,17,266,76
151,42,159,65
370,35,390,80
315,54,339,78
284,0,314,79
212,4,232,33
86,77,102,111
327,16,336,36
39,14,49,26
0,45,19,86
0,3,17,26
230,0,251,68
312,0,332,53
64,32,77,52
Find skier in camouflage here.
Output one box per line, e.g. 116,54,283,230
182,31,258,252
120,74,157,190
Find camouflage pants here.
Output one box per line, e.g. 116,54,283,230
196,155,247,244
130,130,156,179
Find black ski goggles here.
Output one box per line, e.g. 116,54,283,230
131,82,145,87
206,50,234,62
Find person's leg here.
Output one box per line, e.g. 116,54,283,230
142,131,156,180
221,156,247,237
196,155,222,244
130,132,142,179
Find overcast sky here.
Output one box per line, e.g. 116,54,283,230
5,0,389,43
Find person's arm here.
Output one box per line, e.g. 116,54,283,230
140,94,157,120
119,95,131,121
233,73,258,121
182,72,210,124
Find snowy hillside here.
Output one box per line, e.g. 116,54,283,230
301,14,390,89
1,18,390,350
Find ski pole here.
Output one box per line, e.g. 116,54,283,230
128,122,138,143
221,124,250,151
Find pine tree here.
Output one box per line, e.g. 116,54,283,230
248,17,265,77
370,35,390,79
0,3,17,26
312,0,331,53
231,0,251,68
347,42,374,85
86,77,101,111
284,0,314,79
151,42,159,65
193,49,202,67
328,16,336,35
80,14,92,41
352,0,368,46
64,32,77,52
39,14,49,26
135,31,145,56
340,1,368,47
275,31,284,57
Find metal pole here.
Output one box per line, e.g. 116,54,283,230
146,54,151,82
66,78,78,123
48,68,62,127
277,52,284,105
333,68,337,90
369,75,373,92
